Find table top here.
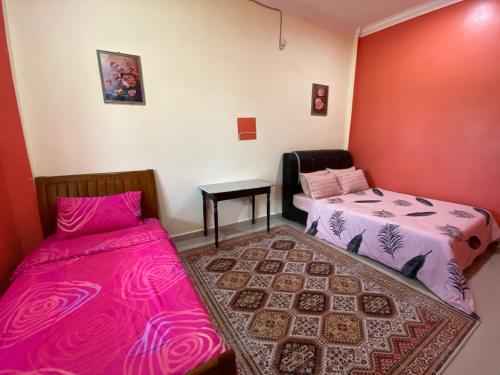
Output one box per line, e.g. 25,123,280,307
199,179,272,194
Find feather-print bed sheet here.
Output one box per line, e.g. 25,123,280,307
0,219,227,374
305,189,500,315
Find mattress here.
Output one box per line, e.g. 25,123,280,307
293,192,315,213
0,219,227,374
305,188,500,315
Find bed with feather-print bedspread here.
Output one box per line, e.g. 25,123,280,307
0,219,230,374
305,188,500,316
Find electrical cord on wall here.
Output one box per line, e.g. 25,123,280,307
249,0,286,50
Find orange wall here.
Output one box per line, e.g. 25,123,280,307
0,4,42,292
0,165,23,293
349,0,500,220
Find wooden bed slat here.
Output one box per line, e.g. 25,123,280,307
123,177,132,191
97,179,107,195
67,182,78,197
87,180,97,196
131,177,140,191
46,184,58,226
114,178,124,193
105,178,115,194
77,182,87,196
57,183,68,197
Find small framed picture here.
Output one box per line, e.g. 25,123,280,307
311,83,329,116
97,50,145,104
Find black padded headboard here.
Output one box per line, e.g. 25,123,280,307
282,150,352,224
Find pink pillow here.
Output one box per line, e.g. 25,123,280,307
337,169,370,194
299,170,328,197
327,166,355,177
306,172,342,199
56,191,142,239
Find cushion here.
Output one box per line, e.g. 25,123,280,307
56,191,142,239
337,169,370,194
306,172,342,199
299,169,329,197
327,166,356,177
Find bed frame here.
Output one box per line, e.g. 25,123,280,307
282,150,353,225
34,169,237,374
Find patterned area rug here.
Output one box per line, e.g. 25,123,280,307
181,225,478,374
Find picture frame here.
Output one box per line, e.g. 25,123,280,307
311,83,329,116
97,50,145,105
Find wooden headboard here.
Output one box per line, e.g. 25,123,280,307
35,169,159,238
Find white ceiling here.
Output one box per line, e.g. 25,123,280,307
259,0,438,35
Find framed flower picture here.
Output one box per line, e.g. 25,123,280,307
97,50,145,104
311,83,329,116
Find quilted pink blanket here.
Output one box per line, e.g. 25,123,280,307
0,219,227,374
305,188,500,315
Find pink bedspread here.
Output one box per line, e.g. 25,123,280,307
0,219,227,374
305,188,500,315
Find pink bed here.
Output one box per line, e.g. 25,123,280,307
306,188,500,316
0,219,229,374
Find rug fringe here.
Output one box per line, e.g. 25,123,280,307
436,319,480,375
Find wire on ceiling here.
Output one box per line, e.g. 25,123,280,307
249,0,286,50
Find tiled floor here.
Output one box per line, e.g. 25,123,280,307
173,215,500,374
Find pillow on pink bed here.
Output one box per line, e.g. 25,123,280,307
337,169,370,194
299,169,329,197
56,191,142,239
327,166,355,177
306,172,342,199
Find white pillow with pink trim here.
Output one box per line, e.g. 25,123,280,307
337,169,370,194
327,166,355,177
299,170,329,197
306,172,342,200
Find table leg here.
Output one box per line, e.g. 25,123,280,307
266,191,270,232
202,192,207,236
251,195,255,224
214,199,219,248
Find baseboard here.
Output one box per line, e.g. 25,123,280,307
171,213,283,242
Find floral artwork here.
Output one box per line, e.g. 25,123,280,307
97,50,145,104
311,83,329,116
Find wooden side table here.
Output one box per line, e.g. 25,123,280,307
199,179,272,248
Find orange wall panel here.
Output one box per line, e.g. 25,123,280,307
0,5,42,291
237,117,257,141
349,0,500,220
0,165,23,293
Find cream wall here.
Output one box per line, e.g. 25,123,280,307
4,0,354,236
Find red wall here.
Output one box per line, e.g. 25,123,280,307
349,0,500,220
0,165,23,293
0,4,42,292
